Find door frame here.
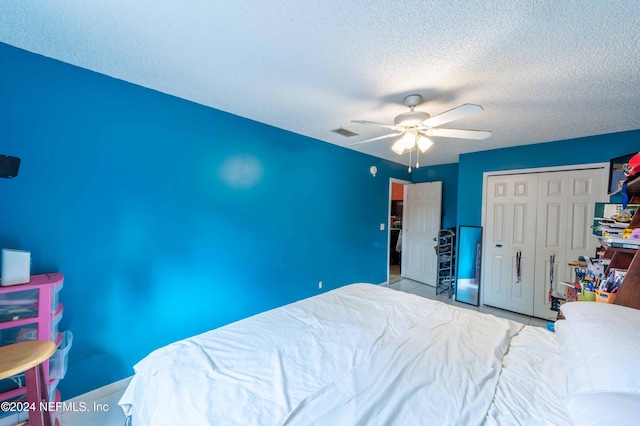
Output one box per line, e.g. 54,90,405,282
480,162,609,305
387,177,411,284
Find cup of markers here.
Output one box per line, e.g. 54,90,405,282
594,269,623,304
574,266,624,303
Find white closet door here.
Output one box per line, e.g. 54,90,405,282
533,169,607,319
483,174,538,315
402,182,442,286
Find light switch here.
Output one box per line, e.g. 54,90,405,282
380,223,385,231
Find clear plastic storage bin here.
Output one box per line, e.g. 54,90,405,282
50,310,62,343
0,289,39,322
0,323,38,347
50,330,73,380
51,282,63,315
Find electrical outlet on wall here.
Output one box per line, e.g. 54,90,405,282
318,281,323,289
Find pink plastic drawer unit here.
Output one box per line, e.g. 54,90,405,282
0,272,65,425
0,273,63,319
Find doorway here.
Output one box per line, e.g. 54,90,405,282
388,178,410,284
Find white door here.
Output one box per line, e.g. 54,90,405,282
402,182,442,286
533,169,607,319
483,174,538,315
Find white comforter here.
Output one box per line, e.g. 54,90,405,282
119,284,569,425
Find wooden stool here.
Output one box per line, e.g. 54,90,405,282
0,340,56,426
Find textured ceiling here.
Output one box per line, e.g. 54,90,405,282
1,1,639,166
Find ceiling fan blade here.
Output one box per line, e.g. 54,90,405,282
351,120,400,130
425,128,492,140
347,132,403,146
423,104,484,127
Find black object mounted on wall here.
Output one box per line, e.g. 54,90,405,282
0,155,20,178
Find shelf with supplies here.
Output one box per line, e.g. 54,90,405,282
608,174,640,229
592,202,638,237
590,188,640,310
0,273,71,426
436,229,456,297
593,200,640,250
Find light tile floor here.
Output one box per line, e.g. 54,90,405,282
386,278,550,328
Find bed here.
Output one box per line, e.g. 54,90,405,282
118,283,640,425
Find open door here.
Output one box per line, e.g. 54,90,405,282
402,182,442,286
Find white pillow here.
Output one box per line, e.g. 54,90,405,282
559,302,640,392
560,301,640,327
564,391,640,426
556,303,640,425
555,316,640,394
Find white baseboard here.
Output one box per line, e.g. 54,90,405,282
65,376,132,405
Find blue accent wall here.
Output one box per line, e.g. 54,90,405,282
411,163,458,229
0,43,410,397
457,132,640,226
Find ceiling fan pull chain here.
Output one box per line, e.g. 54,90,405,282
408,149,412,172
416,147,420,169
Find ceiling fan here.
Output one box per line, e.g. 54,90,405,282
350,94,491,171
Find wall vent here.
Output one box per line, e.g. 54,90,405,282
332,128,358,137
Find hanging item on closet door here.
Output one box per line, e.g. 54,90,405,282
515,251,522,283
548,254,556,302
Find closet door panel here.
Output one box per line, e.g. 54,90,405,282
483,174,536,316
492,204,506,243
533,169,606,319
511,178,537,316
490,255,505,296
563,171,606,282
570,203,590,250
535,172,569,319
484,200,510,309
573,177,592,196
512,203,528,245
545,203,562,248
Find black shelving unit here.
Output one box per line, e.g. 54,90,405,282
436,229,456,297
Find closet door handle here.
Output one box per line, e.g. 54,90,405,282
495,244,503,247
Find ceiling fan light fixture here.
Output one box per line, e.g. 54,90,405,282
401,131,416,150
417,134,434,152
391,139,406,155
